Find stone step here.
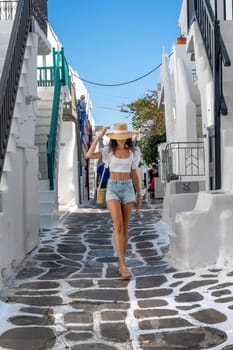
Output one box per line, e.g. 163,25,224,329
39,190,56,203
40,212,58,229
40,201,56,215
221,21,233,44
0,173,8,192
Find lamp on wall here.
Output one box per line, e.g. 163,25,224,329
26,95,41,104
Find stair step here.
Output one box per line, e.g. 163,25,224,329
221,21,233,44
0,21,13,34
40,202,56,215
223,81,233,95
0,33,12,44
39,179,50,190
0,191,3,212
37,143,47,153
0,57,5,72
10,119,19,135
35,134,48,145
3,154,12,172
23,46,32,59
38,86,54,98
39,190,56,202
40,213,58,229
0,44,8,57
36,117,52,127
224,111,233,118
13,100,25,118
7,135,16,153
224,96,233,112
36,125,50,135
37,102,53,111
223,66,233,83
37,107,53,116
0,173,8,191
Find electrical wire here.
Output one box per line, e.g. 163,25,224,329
72,52,173,87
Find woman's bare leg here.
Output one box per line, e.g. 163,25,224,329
122,202,134,255
107,200,132,278
107,199,125,260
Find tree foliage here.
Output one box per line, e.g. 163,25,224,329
121,90,166,164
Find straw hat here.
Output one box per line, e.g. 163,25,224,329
106,123,135,140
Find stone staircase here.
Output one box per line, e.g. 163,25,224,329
0,20,13,199
0,22,40,283
36,86,65,228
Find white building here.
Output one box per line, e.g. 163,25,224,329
0,0,94,286
159,0,233,269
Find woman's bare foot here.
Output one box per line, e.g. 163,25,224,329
118,263,132,280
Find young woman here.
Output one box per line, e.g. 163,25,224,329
86,123,143,279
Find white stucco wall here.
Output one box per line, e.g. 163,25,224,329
161,54,175,142
175,55,197,141
0,20,49,285
58,120,79,207
17,33,39,146
0,146,40,287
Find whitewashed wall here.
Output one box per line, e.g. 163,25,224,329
58,120,79,207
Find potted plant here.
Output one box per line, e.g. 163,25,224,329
176,35,186,45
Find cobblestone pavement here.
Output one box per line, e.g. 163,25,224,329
1,199,233,349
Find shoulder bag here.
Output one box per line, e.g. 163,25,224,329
96,166,107,205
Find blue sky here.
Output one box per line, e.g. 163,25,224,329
48,0,182,128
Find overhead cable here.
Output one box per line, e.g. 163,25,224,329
72,52,173,87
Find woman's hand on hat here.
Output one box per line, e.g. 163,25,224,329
99,126,110,138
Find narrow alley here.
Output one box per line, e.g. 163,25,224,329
0,198,233,350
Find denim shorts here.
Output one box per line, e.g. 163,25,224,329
106,179,136,204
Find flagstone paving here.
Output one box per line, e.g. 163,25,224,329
0,199,233,349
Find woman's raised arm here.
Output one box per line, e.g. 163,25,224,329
86,126,110,159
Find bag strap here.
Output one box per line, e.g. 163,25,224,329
98,166,106,190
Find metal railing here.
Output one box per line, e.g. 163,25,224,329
0,0,31,181
46,48,70,190
37,66,55,86
188,0,230,76
162,142,205,182
0,0,47,33
0,0,48,182
0,1,18,20
32,0,47,36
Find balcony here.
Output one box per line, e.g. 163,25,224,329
162,142,205,184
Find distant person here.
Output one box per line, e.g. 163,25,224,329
149,163,158,182
148,164,158,198
79,95,86,111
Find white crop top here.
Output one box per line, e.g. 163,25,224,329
101,146,140,173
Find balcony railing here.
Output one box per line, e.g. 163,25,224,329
32,0,47,36
0,1,47,35
0,1,17,20
0,0,31,181
0,0,48,182
46,48,70,190
162,142,205,182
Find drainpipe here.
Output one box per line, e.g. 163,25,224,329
75,121,82,205
213,20,221,189
214,0,218,18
